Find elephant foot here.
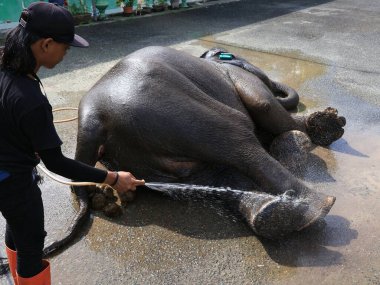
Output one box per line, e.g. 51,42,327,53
297,194,336,230
239,190,335,239
306,107,346,146
270,130,312,173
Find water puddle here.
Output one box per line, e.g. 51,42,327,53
172,39,325,114
173,38,325,90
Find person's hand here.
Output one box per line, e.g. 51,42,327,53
105,171,145,194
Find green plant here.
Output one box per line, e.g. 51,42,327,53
68,0,89,15
116,0,133,7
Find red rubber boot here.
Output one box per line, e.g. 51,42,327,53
5,245,18,285
17,260,51,285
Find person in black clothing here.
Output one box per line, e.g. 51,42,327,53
0,3,145,284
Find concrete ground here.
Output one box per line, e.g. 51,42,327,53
1,0,380,284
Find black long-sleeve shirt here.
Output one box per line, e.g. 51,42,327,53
38,147,106,183
0,69,106,183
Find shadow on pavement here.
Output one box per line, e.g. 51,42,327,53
330,138,369,157
260,215,358,267
111,189,254,240
86,190,357,269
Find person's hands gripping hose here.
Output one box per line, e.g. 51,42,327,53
105,171,145,195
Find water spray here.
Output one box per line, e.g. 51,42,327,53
36,164,328,240
143,181,319,239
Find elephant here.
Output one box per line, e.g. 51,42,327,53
41,46,345,257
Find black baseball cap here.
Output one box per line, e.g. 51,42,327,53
19,2,89,48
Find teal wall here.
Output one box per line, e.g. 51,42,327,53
0,0,24,23
0,0,120,24
0,0,49,23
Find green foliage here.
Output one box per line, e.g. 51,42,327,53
116,0,134,7
68,0,89,15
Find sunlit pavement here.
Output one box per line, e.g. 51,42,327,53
1,0,380,284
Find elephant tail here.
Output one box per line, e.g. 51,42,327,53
270,81,299,110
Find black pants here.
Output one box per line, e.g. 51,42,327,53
0,172,46,278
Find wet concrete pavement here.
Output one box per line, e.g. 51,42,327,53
1,0,380,284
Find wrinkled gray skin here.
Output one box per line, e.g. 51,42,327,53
42,46,345,257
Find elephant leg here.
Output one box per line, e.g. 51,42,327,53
238,189,334,239
74,119,105,166
164,108,336,230
227,65,346,146
146,182,331,238
219,138,335,232
176,107,322,197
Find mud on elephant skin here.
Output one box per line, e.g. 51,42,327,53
46,46,346,257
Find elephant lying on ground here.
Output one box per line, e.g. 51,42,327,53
43,46,345,256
